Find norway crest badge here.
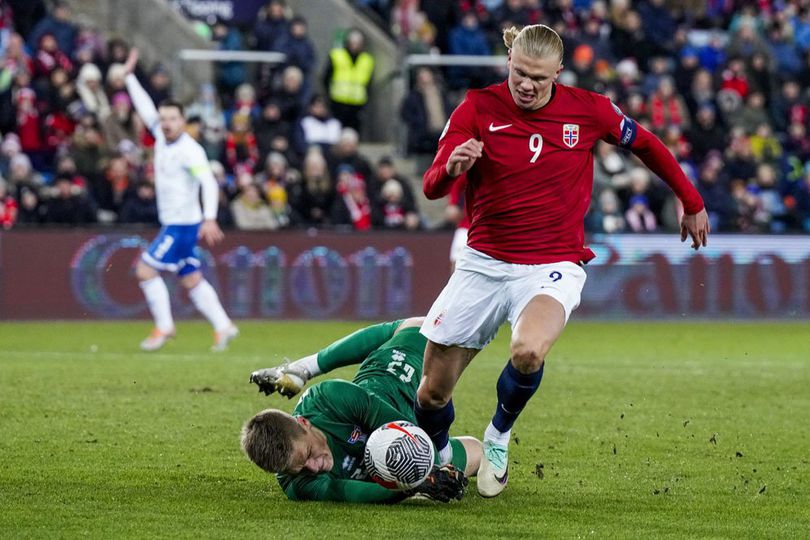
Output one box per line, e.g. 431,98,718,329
563,124,579,148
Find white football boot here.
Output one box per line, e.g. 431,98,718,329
140,327,175,352
477,440,509,497
211,325,239,352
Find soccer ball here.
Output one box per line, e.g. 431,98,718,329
363,421,435,490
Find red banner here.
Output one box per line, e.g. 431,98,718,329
2,230,810,320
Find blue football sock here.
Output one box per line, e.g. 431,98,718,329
491,360,544,433
414,398,455,451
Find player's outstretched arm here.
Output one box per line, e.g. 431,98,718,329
122,48,159,133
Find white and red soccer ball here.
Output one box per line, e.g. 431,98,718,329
363,421,434,490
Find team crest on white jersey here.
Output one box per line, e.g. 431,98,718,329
563,124,579,148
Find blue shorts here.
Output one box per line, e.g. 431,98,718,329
141,224,201,277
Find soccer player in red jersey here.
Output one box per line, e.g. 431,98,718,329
413,24,710,497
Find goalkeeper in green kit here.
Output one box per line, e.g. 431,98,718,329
241,317,482,503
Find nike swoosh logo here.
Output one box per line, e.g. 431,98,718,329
489,122,512,132
495,468,509,485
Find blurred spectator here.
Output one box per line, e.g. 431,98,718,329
93,153,133,216
231,83,260,124
687,104,726,163
212,19,246,101
254,0,289,52
101,91,136,149
674,47,700,97
69,120,106,178
447,12,491,89
32,33,72,83
7,0,46,41
401,67,448,155
265,168,297,228
770,80,806,133
749,122,782,164
372,156,417,212
145,64,171,105
300,147,333,225
14,76,46,166
276,66,305,124
754,163,787,232
296,94,341,155
611,9,656,69
256,151,290,187
697,152,735,231
0,133,22,177
186,83,227,159
637,0,675,51
27,0,77,58
784,122,810,163
331,164,372,231
42,174,96,225
7,153,43,198
277,16,316,95
725,129,757,183
625,194,657,232
593,140,632,194
731,91,769,134
588,188,626,233
224,113,259,174
323,28,375,132
255,100,290,160
0,178,17,229
119,180,158,225
746,52,774,104
16,186,42,224
76,63,109,119
698,32,727,73
792,167,810,231
720,57,750,100
647,76,689,133
492,0,529,27
684,68,715,116
374,177,420,230
54,154,86,188
328,127,372,190
230,182,278,230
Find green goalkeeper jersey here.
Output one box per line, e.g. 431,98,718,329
277,326,467,503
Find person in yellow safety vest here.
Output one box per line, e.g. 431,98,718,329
322,28,375,134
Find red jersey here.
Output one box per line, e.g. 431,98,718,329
424,81,704,265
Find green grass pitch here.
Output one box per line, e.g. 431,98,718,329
1,320,809,538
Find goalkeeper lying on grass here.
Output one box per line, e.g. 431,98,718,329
241,317,482,503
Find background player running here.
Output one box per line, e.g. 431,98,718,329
414,24,711,497
123,49,238,352
242,317,481,503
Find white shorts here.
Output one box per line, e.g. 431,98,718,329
421,246,587,349
449,227,468,263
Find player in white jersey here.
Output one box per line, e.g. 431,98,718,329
123,49,238,352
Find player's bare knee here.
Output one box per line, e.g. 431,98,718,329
397,317,425,330
416,384,450,410
510,340,548,373
180,272,202,289
135,261,157,281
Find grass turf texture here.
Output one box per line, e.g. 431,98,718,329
1,321,808,539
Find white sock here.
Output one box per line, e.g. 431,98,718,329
289,353,321,378
188,279,232,332
139,276,174,333
484,422,511,447
438,442,454,466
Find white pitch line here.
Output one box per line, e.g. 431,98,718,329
0,350,270,362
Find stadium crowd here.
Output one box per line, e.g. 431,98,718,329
2,0,810,234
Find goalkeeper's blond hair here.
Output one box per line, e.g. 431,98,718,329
503,24,564,63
